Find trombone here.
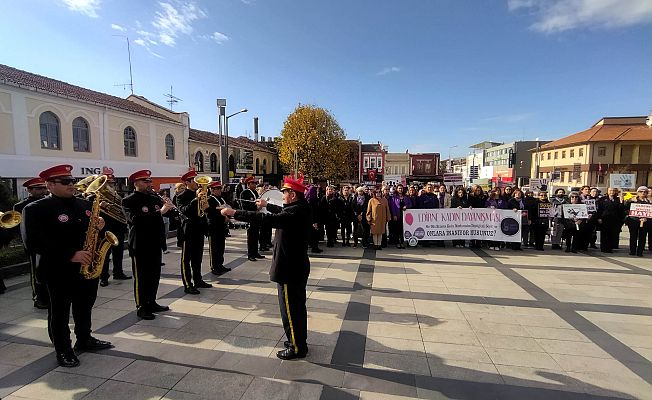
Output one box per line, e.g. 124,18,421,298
0,211,21,229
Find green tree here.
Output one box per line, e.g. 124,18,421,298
276,105,348,181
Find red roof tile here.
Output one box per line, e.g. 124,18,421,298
0,64,177,123
541,119,652,150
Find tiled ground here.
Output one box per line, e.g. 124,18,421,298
1,230,652,399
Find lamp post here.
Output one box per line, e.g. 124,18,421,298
217,98,247,185
448,145,458,173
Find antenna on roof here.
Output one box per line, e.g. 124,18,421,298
113,35,134,95
164,86,182,111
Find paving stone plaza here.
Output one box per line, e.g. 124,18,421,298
1,230,651,400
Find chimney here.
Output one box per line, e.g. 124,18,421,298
253,117,259,141
261,136,266,142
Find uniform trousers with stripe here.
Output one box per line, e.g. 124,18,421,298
181,231,205,288
131,249,162,311
28,251,49,304
277,281,308,353
46,277,97,353
208,229,225,270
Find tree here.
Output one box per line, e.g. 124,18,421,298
276,105,348,181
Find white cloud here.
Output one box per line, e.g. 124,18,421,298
152,1,207,47
134,37,164,59
134,38,146,46
62,0,101,18
508,0,652,33
376,66,401,76
207,31,230,44
111,23,126,32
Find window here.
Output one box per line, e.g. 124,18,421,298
547,152,551,160
262,159,267,174
561,151,566,159
401,166,406,174
598,146,606,157
377,157,382,169
363,157,369,169
165,134,175,160
370,157,376,169
194,151,204,172
123,126,137,157
554,151,558,159
570,149,574,158
210,153,218,172
597,174,605,184
39,111,60,149
579,148,584,157
72,117,90,152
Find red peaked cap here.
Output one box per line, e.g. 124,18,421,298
244,176,256,184
23,177,47,188
102,166,115,179
281,173,308,192
39,164,73,181
128,169,151,182
181,169,197,181
209,181,222,188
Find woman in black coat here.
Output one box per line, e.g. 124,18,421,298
451,188,469,248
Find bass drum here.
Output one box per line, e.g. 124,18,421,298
260,189,283,213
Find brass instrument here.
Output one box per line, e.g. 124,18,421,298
75,175,98,194
0,211,21,229
80,175,119,280
96,179,127,224
194,175,212,217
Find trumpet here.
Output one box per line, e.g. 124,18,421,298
194,175,212,217
0,211,21,229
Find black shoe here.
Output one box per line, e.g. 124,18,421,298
255,254,265,259
552,244,562,250
248,257,258,262
184,287,200,295
56,351,80,368
99,279,109,287
137,308,155,320
195,281,212,289
74,336,113,351
151,303,170,312
113,272,132,280
34,299,50,309
590,244,598,249
311,248,323,253
276,347,307,360
284,340,292,349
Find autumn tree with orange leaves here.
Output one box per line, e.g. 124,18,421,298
276,105,348,181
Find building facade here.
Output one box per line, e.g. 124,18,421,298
384,152,409,185
361,143,386,185
0,64,189,198
531,116,652,188
484,141,545,187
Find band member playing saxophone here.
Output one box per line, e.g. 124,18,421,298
21,164,112,368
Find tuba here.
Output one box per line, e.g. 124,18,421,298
80,175,119,280
194,175,212,217
75,175,98,194
0,211,21,229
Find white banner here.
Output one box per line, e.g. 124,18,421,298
402,209,522,243
562,204,589,219
629,203,652,218
610,174,636,190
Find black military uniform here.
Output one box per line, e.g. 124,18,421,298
240,183,263,261
15,190,49,308
207,186,230,275
232,181,312,360
122,173,170,319
21,164,111,368
177,184,210,293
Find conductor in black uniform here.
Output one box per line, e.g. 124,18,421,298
98,167,131,287
176,169,212,294
222,174,312,360
122,170,175,320
240,176,265,261
21,164,112,368
14,177,50,308
207,181,231,275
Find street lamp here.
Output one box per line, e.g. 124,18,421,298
217,99,248,185
448,145,458,172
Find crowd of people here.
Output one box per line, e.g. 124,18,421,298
294,181,651,257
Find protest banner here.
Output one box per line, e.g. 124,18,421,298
583,199,596,213
562,203,589,219
402,209,522,244
609,174,636,190
629,203,652,218
538,203,553,218
530,179,548,192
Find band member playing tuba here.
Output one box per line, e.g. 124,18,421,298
96,167,131,287
176,169,212,294
122,170,175,320
14,177,50,308
21,164,112,368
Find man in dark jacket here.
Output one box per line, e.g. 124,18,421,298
596,187,623,253
320,185,343,247
222,175,312,360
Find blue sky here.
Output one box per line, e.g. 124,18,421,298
1,0,651,158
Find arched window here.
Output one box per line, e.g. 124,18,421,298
194,151,204,172
262,159,267,174
255,158,260,174
39,111,60,150
165,134,175,160
210,153,218,173
72,117,90,152
124,126,137,157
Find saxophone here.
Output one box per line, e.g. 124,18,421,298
80,175,119,280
